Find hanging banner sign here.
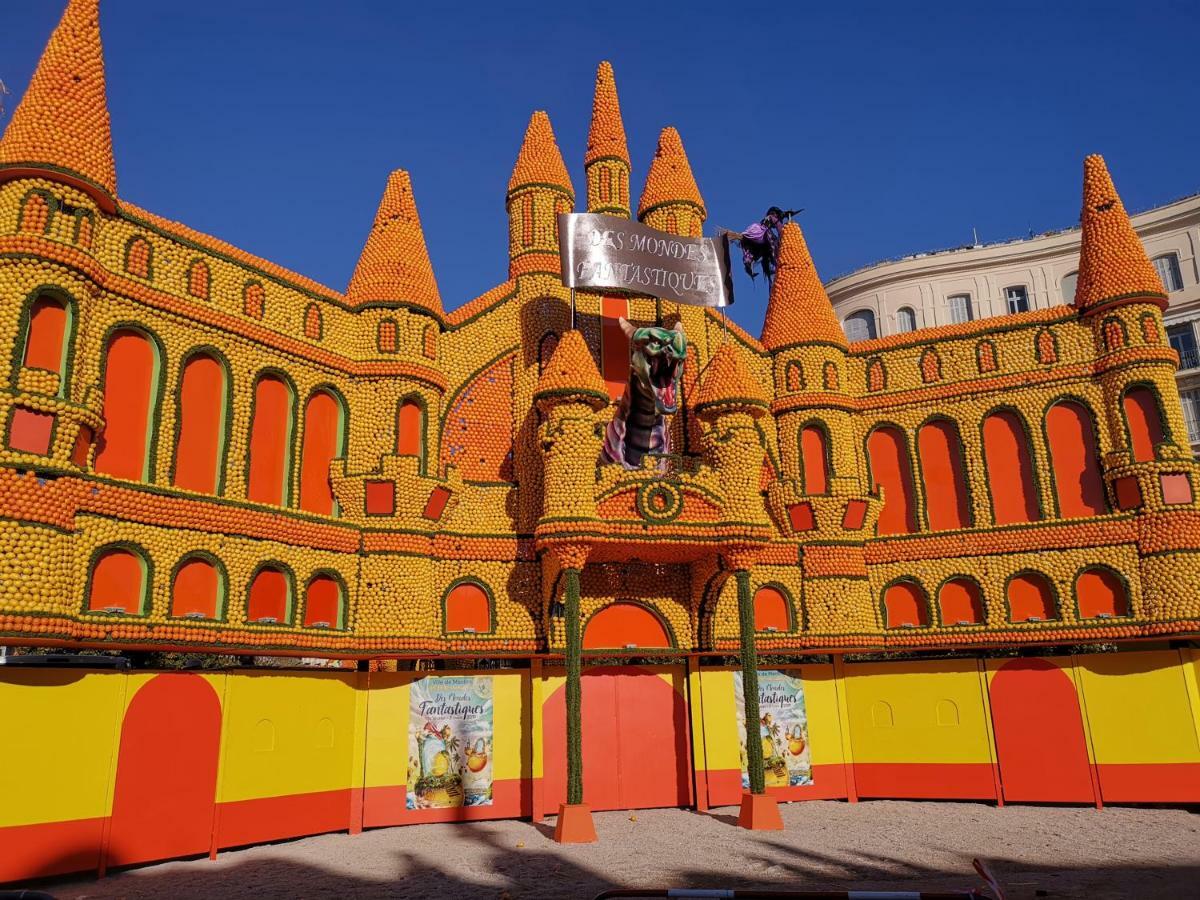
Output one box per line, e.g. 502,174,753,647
558,212,734,308
734,669,813,789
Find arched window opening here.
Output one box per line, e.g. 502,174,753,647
247,566,291,624
1036,329,1058,364
423,323,437,359
243,282,265,319
173,353,228,495
844,309,878,342
171,556,223,619
867,425,918,535
1075,568,1129,619
867,358,886,392
938,578,983,626
917,419,971,530
753,586,791,632
396,397,425,461
919,348,941,383
187,261,210,300
304,304,323,340
800,424,830,495
1122,385,1166,463
445,581,491,633
19,192,51,233
883,581,929,628
896,306,917,333
88,547,148,614
125,237,153,279
299,390,346,516
377,319,398,353
823,361,839,391
95,329,160,482
21,294,71,389
74,212,94,249
1046,400,1106,518
304,574,345,629
1061,271,1078,304
246,373,295,506
976,340,998,373
982,410,1039,525
1007,572,1057,622
583,602,672,649
785,361,804,391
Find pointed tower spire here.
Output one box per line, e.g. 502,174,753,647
637,127,705,236
585,62,631,217
694,343,770,419
534,330,609,411
0,0,117,210
1074,154,1166,313
345,170,443,318
506,111,574,278
760,223,848,350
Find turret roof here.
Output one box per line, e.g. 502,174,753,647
1074,154,1166,311
760,222,848,350
345,169,443,316
508,111,574,199
637,127,705,219
694,342,769,416
585,61,629,166
0,0,117,208
534,330,609,409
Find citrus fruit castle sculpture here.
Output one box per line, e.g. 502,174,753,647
3,2,1200,682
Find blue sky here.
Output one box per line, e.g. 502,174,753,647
4,1,1198,334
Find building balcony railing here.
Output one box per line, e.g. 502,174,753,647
1178,349,1200,371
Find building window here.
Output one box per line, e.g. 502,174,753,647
1167,323,1197,370
95,329,161,483
843,309,877,342
173,352,229,495
298,389,346,516
304,574,345,629
895,306,917,333
1180,389,1200,444
1004,286,1029,314
1061,271,1078,304
947,294,973,324
88,546,150,615
246,373,296,506
444,580,492,633
1153,253,1184,292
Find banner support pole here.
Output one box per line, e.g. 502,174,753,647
570,288,576,330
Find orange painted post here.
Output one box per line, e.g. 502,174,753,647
733,570,782,830
1070,656,1106,810
530,657,544,824
975,658,1004,807
686,656,710,813
555,565,596,843
348,670,369,835
831,655,858,803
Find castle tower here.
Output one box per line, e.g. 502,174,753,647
507,111,575,280
0,0,117,211
760,222,877,637
584,62,630,218
636,127,705,238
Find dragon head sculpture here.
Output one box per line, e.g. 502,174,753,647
619,318,686,414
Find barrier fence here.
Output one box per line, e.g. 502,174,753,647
1,649,1199,883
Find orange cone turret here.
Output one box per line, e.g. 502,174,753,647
760,223,848,350
637,127,705,236
507,111,574,278
585,62,631,217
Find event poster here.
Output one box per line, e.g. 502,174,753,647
407,675,494,809
734,670,813,789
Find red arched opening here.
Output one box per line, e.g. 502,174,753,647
989,659,1094,803
108,674,222,865
88,548,147,614
445,581,491,632
171,557,220,619
938,578,983,625
1046,400,1106,518
95,329,159,482
304,575,344,628
1123,386,1166,463
1075,567,1129,619
22,294,69,380
246,374,293,506
800,425,830,494
1007,572,1057,622
753,586,791,632
982,410,1039,525
917,419,971,530
867,426,917,535
247,567,290,623
883,581,929,628
396,398,424,458
299,390,344,515
584,602,672,650
173,354,227,494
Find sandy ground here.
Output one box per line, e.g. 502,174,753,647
43,801,1199,900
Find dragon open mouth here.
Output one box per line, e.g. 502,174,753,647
649,353,680,414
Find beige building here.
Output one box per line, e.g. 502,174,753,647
825,193,1200,448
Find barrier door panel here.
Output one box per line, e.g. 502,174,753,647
989,659,1093,803
543,666,691,812
107,674,222,866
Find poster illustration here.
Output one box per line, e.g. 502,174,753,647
734,670,813,789
407,675,494,809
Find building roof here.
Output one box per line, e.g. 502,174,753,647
345,169,443,316
694,342,769,416
0,0,117,208
760,222,848,351
534,330,609,408
585,61,629,167
637,127,705,219
507,111,574,199
1074,154,1167,311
